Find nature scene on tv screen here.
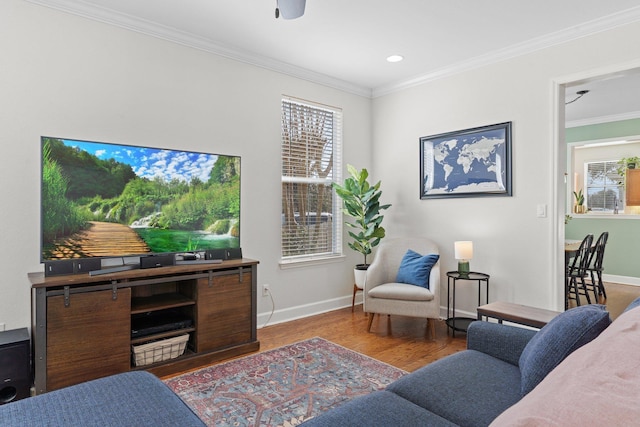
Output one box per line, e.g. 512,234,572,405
41,137,240,260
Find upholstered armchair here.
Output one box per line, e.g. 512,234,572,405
364,237,441,338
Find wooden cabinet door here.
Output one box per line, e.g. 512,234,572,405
196,271,252,353
46,288,131,390
626,168,640,206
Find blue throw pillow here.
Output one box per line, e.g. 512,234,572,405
518,304,611,396
395,249,439,289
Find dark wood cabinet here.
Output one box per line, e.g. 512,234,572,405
195,272,252,353
46,289,131,390
30,259,259,394
626,168,640,206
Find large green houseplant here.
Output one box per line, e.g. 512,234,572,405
333,165,391,285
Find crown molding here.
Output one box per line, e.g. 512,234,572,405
372,6,640,98
24,0,373,98
25,1,640,99
566,110,640,129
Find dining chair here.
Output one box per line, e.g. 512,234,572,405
585,232,609,301
565,234,593,309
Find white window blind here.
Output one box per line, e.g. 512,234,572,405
585,160,624,212
281,97,342,260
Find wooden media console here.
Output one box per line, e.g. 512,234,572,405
29,259,259,394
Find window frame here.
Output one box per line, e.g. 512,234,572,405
584,159,625,213
279,97,343,267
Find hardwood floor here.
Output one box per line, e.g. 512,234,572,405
257,282,640,373
569,281,640,319
258,305,467,373
163,282,640,379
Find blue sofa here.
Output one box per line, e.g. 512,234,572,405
0,371,205,427
302,302,618,427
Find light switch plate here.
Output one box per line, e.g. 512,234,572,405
536,204,547,218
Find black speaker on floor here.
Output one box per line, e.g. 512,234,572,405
0,328,30,404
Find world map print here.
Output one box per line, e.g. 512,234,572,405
421,125,510,198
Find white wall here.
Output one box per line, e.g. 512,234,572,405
372,20,640,313
0,1,371,330
3,1,640,331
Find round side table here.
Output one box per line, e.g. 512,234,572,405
445,271,490,337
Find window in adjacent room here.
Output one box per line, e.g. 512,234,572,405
585,160,624,212
280,97,342,263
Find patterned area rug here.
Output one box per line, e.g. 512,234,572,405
164,337,407,426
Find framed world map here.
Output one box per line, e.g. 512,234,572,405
420,122,512,199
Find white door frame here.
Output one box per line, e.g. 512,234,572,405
551,59,640,310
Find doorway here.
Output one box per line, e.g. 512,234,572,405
553,62,640,310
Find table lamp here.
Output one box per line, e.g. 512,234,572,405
454,241,473,277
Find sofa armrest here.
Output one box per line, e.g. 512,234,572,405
467,321,537,366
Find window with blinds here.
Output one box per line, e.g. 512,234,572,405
585,160,624,212
281,97,342,261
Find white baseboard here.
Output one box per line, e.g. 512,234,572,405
603,274,640,287
258,294,459,329
258,275,639,329
257,294,361,329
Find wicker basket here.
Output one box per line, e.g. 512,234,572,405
132,334,189,367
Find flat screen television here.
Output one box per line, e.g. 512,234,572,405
41,136,240,264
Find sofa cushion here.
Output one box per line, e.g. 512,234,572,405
368,283,434,301
0,371,205,427
491,303,640,427
387,350,522,427
300,390,457,427
396,250,439,289
518,304,610,396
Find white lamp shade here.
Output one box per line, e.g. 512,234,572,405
277,0,306,19
454,241,473,260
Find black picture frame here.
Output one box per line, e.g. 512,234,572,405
420,122,512,199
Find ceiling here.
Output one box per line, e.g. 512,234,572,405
26,0,640,121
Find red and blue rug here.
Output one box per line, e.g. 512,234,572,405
164,337,407,426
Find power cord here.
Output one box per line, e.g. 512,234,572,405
261,287,276,329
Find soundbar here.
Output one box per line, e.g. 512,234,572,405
175,259,223,265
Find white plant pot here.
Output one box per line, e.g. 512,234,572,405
354,267,367,289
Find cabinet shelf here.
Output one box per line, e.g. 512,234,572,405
131,293,195,314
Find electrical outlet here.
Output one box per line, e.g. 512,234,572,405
262,284,270,297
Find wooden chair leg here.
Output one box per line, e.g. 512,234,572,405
579,277,591,304
367,313,375,332
597,271,607,299
426,318,436,340
352,284,358,312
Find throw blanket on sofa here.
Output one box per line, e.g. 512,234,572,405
490,304,640,426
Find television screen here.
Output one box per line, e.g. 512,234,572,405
41,137,240,261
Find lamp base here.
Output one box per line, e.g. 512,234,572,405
457,260,470,277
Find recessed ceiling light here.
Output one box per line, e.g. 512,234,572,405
386,55,404,63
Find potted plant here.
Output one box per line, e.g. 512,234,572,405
333,165,391,287
573,189,585,214
616,156,640,178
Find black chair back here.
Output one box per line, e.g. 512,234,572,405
590,231,609,270
586,231,609,300
566,234,593,309
567,234,593,276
